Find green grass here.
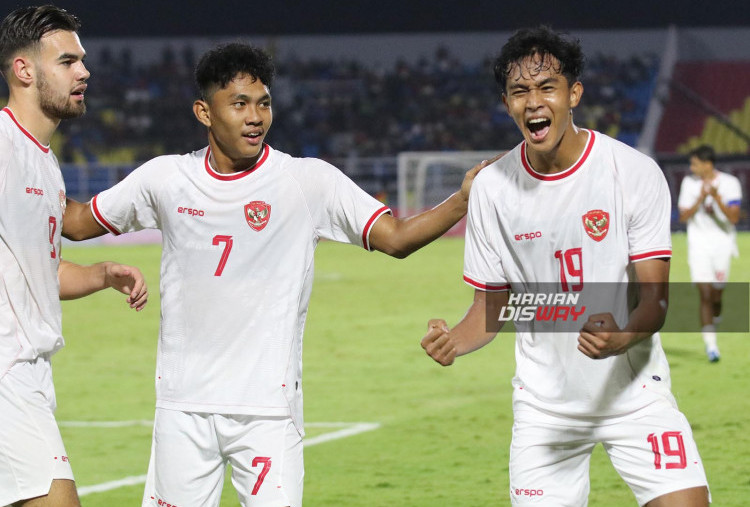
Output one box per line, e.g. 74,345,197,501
56,233,750,506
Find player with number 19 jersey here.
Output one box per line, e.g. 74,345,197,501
464,130,676,416
91,144,389,433
0,107,66,377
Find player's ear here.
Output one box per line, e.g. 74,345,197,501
569,81,583,108
193,99,211,128
501,93,510,112
10,56,34,86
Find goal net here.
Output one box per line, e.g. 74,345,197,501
396,150,503,236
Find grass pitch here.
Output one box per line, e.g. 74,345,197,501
57,233,750,505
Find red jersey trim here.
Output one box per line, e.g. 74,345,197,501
463,275,511,292
629,250,672,262
521,129,595,181
90,195,121,236
2,107,50,153
204,144,269,181
362,206,391,251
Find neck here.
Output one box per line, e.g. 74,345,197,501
208,137,262,174
527,123,588,174
6,97,59,146
701,169,717,181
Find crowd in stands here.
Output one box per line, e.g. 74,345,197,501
0,43,658,165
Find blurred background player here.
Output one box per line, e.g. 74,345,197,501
62,42,495,506
421,26,710,506
0,5,148,506
678,144,742,362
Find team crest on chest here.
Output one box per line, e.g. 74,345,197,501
245,201,271,231
582,209,609,242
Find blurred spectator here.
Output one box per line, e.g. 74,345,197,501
0,43,658,163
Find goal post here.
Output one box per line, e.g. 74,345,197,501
396,151,503,224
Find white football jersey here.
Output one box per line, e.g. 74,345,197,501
464,130,676,417
0,108,65,378
91,145,389,433
677,171,742,256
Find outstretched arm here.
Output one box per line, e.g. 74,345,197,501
368,153,504,258
421,289,508,366
58,259,148,311
577,258,669,359
63,198,108,240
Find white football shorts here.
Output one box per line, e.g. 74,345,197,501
142,409,303,507
688,241,733,287
0,356,74,505
509,399,708,506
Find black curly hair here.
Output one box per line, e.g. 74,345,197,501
195,42,275,101
493,26,585,94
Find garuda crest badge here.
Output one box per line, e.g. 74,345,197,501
582,209,609,242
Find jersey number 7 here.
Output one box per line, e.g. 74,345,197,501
212,235,233,276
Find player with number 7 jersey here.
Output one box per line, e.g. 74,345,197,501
62,42,491,506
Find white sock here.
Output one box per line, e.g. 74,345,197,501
701,324,718,351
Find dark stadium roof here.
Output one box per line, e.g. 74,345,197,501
13,0,750,37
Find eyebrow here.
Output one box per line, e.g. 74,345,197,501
508,76,560,90
57,52,85,62
231,93,271,102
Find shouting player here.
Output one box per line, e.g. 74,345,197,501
678,144,742,362
0,5,148,506
421,26,710,506
62,42,495,506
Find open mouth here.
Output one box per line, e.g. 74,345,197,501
526,117,551,141
243,131,263,143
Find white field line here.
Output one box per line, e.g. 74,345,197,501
61,420,380,497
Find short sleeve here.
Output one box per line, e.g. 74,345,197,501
296,159,390,250
627,159,672,262
723,174,742,206
91,158,164,235
463,184,510,291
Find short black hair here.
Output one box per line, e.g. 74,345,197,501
195,42,275,101
0,5,81,76
689,144,716,164
493,25,585,93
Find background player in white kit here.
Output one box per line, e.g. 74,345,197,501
421,26,710,506
677,144,741,362
62,43,495,506
0,5,149,506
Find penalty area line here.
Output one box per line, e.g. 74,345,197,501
71,421,380,496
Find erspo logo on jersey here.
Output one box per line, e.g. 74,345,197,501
26,187,44,196
177,206,205,217
514,488,544,497
514,231,542,241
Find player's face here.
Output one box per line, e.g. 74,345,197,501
35,30,89,120
502,53,582,155
689,156,713,178
204,74,272,169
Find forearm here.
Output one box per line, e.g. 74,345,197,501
372,192,467,258
58,260,113,300
678,197,703,223
623,296,668,345
452,291,507,355
714,199,740,224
